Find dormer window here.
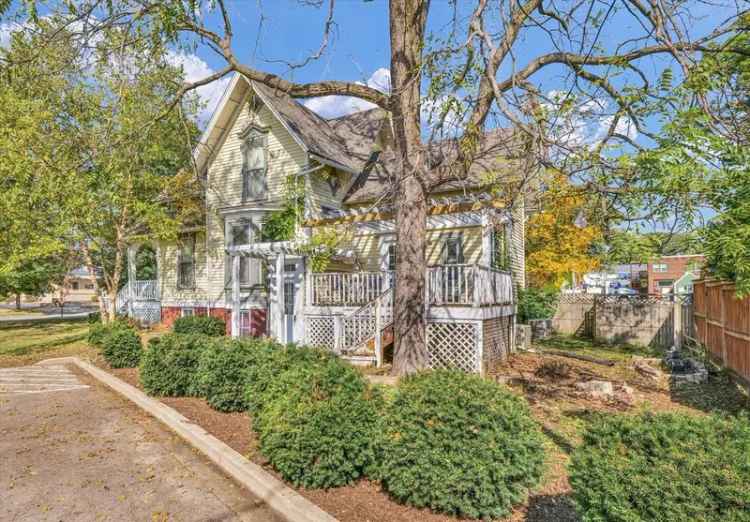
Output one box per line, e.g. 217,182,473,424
240,127,268,201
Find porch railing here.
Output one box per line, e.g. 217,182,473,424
132,280,159,300
309,265,512,307
310,271,393,307
427,264,513,306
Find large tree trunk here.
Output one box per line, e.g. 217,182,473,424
389,0,430,376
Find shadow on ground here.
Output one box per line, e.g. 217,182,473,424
525,493,578,522
669,368,750,416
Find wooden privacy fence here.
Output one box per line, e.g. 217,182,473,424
552,294,693,349
693,280,750,383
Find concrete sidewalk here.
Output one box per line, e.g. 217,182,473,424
0,365,282,521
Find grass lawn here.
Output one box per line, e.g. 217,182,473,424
0,319,97,367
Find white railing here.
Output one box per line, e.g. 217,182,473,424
337,287,394,366
310,266,512,308
311,271,392,306
132,280,159,300
426,264,513,306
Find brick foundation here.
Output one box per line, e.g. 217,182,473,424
160,306,266,337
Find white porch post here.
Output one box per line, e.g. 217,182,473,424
480,211,492,267
276,254,285,343
231,254,240,338
304,258,313,307
127,244,137,317
374,298,382,367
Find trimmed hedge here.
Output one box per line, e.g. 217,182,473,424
244,344,334,418
570,412,750,522
102,328,142,368
194,338,278,412
172,315,226,336
87,319,134,348
378,370,546,520
255,356,383,489
140,333,214,396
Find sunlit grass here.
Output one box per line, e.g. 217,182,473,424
0,319,97,367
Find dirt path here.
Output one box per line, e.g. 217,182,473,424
0,364,283,522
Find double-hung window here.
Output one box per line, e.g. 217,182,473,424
441,233,465,302
231,223,257,287
241,129,267,200
177,234,196,289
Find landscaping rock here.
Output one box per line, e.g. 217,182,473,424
632,358,662,380
515,324,532,351
575,380,614,398
614,383,635,405
528,319,553,341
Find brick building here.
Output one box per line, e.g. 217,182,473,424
647,254,705,295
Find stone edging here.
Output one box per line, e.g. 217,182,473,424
37,357,338,522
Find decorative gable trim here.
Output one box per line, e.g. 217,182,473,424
249,80,310,154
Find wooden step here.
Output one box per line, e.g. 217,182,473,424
341,355,376,367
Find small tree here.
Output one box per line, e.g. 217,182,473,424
1,21,201,321
526,173,602,288
0,258,66,309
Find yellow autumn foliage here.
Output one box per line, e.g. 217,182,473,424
526,174,602,288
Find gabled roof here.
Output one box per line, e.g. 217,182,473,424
193,73,386,176
194,73,522,206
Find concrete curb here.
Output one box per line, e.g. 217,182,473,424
37,357,338,522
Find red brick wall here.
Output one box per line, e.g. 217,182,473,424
160,306,266,337
647,255,705,294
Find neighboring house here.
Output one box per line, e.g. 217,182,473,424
124,74,526,373
647,254,705,295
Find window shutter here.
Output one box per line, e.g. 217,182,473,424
457,233,465,264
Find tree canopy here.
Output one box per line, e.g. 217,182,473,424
0,19,202,317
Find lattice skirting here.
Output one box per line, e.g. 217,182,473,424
482,316,512,373
132,301,161,325
306,316,336,349
427,321,481,373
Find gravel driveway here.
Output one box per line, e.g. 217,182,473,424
0,364,282,522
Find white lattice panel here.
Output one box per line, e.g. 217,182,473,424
132,302,161,325
427,321,480,373
342,316,376,349
307,316,336,349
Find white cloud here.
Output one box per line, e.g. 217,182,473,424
543,91,638,151
0,21,21,48
303,68,390,119
166,51,231,124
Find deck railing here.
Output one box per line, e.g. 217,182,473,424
310,265,512,307
310,271,393,306
132,280,159,300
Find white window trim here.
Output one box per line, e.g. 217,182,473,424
181,307,194,317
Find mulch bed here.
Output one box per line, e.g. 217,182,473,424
94,348,712,522
98,363,463,522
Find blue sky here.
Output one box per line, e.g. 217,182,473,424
167,0,732,133
2,0,735,129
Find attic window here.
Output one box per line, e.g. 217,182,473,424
240,127,268,201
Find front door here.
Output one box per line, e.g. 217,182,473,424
282,260,303,343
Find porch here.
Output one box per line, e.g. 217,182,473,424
304,265,515,374
308,264,514,308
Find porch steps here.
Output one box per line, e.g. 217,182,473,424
341,324,394,358
341,355,377,367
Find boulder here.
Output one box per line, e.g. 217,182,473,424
575,380,614,398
